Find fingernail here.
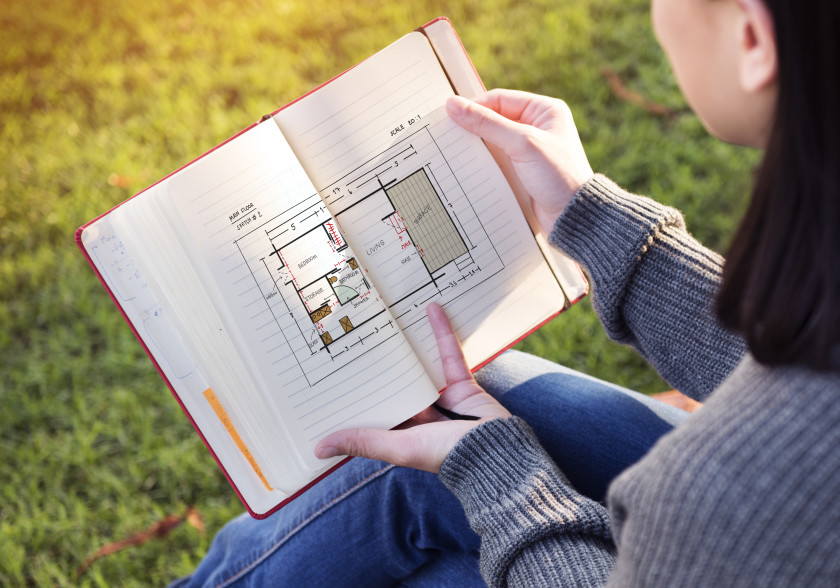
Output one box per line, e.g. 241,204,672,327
315,445,338,459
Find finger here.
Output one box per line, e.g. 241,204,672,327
426,302,473,385
315,428,388,460
473,89,566,129
446,95,530,149
472,89,546,122
314,428,443,473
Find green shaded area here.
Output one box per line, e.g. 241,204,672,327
1,0,757,584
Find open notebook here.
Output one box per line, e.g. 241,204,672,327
76,18,588,518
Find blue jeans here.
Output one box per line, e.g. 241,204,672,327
172,351,687,587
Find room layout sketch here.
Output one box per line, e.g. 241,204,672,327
385,169,468,276
232,193,400,387
228,119,510,387
321,122,506,330
264,216,381,350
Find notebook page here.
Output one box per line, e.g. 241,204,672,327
425,18,588,304
273,32,566,388
81,214,288,513
131,121,437,480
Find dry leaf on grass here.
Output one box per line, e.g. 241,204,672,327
652,390,702,413
600,67,676,118
76,506,204,577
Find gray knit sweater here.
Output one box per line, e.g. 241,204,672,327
439,175,840,586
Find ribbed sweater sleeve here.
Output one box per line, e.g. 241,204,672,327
439,417,616,587
549,175,746,400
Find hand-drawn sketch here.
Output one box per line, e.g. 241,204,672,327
322,121,506,329
232,193,399,388
225,120,506,389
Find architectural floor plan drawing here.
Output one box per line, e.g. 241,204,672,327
322,122,506,330
228,120,507,388
385,168,468,276
264,213,393,354
233,193,400,388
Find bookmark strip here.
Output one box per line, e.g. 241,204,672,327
203,388,274,491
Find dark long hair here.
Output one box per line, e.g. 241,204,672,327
716,0,840,371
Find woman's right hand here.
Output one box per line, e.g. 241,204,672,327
446,89,594,235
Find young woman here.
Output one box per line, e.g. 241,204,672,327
176,0,839,585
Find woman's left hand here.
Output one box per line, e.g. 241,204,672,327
314,303,511,473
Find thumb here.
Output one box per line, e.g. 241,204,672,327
315,428,386,460
446,95,527,150
314,422,476,473
315,428,442,470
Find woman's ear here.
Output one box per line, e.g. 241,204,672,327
736,0,778,93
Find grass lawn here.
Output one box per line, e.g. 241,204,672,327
1,0,757,584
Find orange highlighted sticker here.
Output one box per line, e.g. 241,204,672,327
203,388,273,491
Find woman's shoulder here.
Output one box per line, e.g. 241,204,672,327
607,356,840,584
614,355,840,502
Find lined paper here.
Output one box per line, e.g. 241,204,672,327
274,32,566,387
112,120,436,490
